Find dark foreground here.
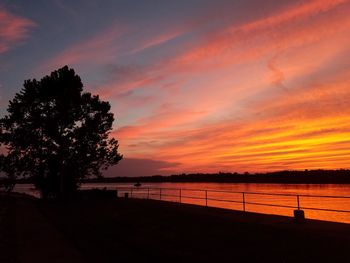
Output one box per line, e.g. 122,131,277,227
1,193,350,263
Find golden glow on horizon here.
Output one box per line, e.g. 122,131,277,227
131,113,350,173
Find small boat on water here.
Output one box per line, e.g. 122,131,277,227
134,182,142,187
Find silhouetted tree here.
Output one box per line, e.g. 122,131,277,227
0,155,16,192
0,66,122,198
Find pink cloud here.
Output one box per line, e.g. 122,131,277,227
238,0,348,33
0,8,35,53
128,30,184,54
174,0,350,68
106,0,350,173
40,25,126,72
34,0,350,173
97,0,350,103
39,23,188,76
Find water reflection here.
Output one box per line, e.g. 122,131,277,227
110,183,350,224
15,182,350,223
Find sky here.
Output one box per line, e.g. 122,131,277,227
1,0,350,176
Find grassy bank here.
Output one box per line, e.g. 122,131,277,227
2,193,350,262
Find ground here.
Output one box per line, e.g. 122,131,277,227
1,193,350,262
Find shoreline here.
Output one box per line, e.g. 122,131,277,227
5,169,350,185
13,180,350,185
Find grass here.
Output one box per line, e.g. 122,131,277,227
2,193,350,262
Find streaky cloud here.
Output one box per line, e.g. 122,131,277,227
0,8,35,54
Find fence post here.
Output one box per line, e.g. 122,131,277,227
130,188,133,198
242,192,246,212
205,190,208,207
160,188,162,200
147,188,150,199
297,195,300,210
294,194,305,222
179,189,182,203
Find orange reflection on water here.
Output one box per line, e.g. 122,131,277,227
16,182,350,223
109,182,350,224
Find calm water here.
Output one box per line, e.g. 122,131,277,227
15,182,350,223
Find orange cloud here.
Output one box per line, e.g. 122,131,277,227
157,71,350,172
109,0,350,172
35,0,350,174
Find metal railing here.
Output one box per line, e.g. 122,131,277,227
115,187,350,218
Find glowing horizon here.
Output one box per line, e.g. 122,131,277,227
1,0,350,176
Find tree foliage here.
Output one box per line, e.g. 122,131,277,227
0,66,122,198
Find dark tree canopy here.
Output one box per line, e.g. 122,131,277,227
0,66,122,198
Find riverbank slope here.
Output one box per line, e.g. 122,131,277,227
1,193,350,262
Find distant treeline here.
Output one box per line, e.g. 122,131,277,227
3,169,350,185
84,169,350,184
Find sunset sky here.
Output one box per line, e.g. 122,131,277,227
1,0,350,176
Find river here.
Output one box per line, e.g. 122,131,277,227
15,182,350,223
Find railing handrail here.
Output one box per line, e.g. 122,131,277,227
113,186,350,220
113,186,350,199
